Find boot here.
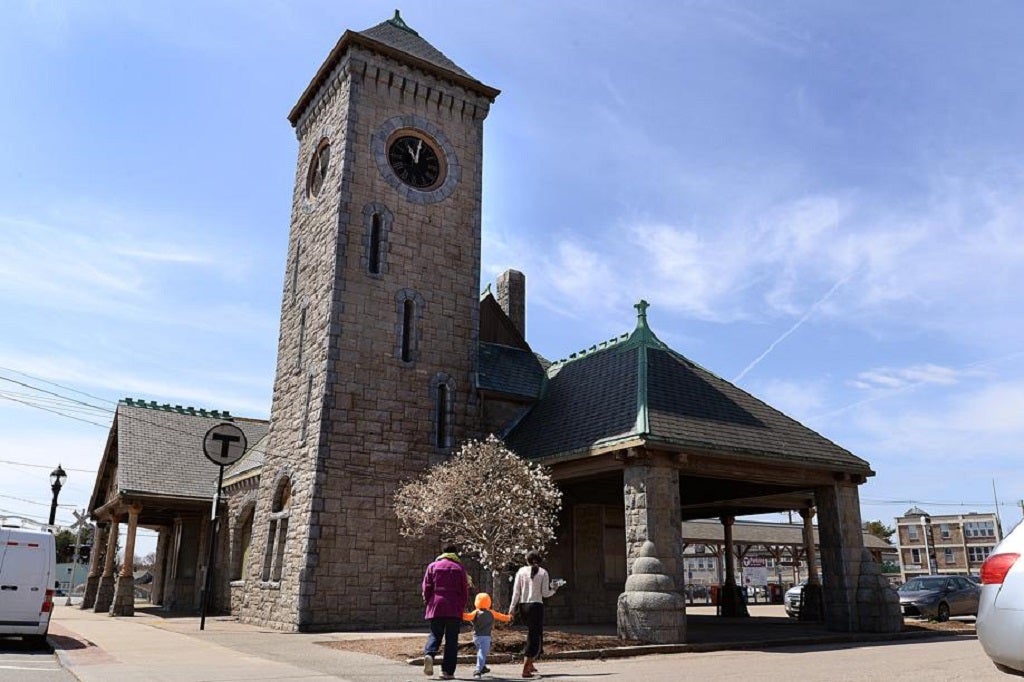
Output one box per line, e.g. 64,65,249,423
522,657,534,678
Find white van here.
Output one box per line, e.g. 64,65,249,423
0,518,57,646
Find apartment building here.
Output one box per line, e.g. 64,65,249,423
895,506,1001,582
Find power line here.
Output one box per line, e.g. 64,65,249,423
0,459,97,474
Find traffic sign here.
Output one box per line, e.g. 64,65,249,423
203,423,247,466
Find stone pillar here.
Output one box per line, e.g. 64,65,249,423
94,516,119,612
111,505,141,616
798,506,824,622
619,455,685,642
150,528,169,606
816,481,901,632
81,522,107,609
718,515,748,617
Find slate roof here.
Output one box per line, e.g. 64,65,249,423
478,343,546,400
506,302,872,475
681,519,892,550
223,433,267,487
100,399,268,503
360,12,473,80
289,11,499,126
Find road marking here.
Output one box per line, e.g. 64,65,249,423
0,664,62,670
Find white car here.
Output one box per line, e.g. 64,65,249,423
784,582,805,618
977,520,1024,675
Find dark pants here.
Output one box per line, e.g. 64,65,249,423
425,617,461,674
521,602,545,658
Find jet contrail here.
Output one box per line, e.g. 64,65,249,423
733,273,852,383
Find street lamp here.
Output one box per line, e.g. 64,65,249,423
48,464,67,526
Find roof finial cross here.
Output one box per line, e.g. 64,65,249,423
634,299,650,325
387,9,418,35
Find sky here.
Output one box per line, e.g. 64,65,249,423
3,1,1024,562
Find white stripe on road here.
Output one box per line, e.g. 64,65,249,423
0,664,62,670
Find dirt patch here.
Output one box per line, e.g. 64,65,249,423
902,618,975,634
319,627,640,662
318,618,974,662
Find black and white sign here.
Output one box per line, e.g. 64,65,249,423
202,423,247,466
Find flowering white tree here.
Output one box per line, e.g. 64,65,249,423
394,434,562,608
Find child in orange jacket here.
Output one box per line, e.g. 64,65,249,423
462,592,511,678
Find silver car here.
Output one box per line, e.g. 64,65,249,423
897,575,979,621
977,521,1024,675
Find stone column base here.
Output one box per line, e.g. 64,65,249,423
93,575,116,613
617,592,686,643
81,574,100,610
719,585,749,617
799,583,825,622
110,574,135,616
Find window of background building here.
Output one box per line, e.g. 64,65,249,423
969,546,992,562
908,525,919,541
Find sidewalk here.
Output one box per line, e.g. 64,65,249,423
49,603,421,681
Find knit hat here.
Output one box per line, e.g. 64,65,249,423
474,592,492,610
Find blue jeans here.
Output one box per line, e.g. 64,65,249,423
425,617,461,675
473,634,491,673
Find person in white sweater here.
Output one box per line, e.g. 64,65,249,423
508,550,563,678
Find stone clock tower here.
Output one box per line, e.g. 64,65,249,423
240,12,499,630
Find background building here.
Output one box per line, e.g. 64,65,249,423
895,506,1002,582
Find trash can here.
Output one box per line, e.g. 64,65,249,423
768,583,783,604
710,584,720,606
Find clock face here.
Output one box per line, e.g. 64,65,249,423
387,134,443,189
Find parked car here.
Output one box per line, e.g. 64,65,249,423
784,582,806,618
897,575,979,621
977,521,1024,675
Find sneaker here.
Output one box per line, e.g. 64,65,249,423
473,672,482,679
481,667,490,674
423,654,433,676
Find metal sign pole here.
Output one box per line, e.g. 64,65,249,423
199,464,225,631
199,422,247,632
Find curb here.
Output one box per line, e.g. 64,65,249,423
405,628,974,666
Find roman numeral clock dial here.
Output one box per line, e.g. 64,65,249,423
386,133,443,189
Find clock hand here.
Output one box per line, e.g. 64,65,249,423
406,142,416,162
413,139,422,164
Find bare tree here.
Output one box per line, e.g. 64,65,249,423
394,435,562,608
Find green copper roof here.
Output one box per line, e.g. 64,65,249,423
506,303,872,475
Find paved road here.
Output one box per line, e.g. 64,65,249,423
0,639,75,682
507,636,1005,681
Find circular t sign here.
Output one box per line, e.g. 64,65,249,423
203,423,247,467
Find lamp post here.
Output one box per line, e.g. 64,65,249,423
48,464,67,526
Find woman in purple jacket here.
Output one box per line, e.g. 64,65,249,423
422,543,470,680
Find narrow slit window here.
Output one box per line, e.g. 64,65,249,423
369,213,382,274
401,299,414,362
291,241,301,304
300,374,313,443
435,383,449,448
296,308,307,371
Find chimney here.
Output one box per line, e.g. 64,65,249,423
496,269,526,339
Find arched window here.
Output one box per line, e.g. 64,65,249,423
296,305,307,372
401,299,414,362
300,373,314,444
430,373,456,450
369,213,382,274
394,289,424,364
231,504,254,581
290,239,302,305
362,203,392,276
262,475,292,583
